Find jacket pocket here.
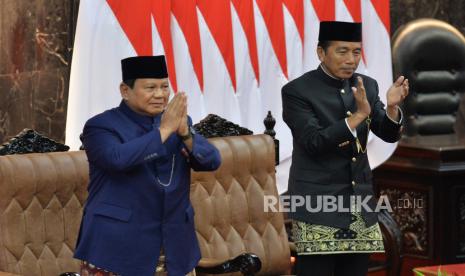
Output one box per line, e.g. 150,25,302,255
94,202,132,222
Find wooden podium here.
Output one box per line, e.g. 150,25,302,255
373,134,465,274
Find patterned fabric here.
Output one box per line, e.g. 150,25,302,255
80,261,121,276
80,251,197,276
292,211,385,255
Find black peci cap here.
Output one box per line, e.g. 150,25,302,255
318,21,362,42
121,55,168,81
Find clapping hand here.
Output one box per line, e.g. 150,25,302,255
386,76,409,120
352,76,371,118
387,76,409,107
347,76,372,130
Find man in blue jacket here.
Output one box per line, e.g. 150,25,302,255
74,55,221,276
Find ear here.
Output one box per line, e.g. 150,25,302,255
120,82,130,100
317,46,325,62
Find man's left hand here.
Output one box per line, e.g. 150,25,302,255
177,92,189,137
387,76,409,107
386,76,409,120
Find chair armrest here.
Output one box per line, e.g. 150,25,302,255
0,272,21,276
377,209,403,276
196,253,261,275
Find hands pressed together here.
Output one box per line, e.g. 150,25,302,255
159,92,190,142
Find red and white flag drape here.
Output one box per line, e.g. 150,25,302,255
66,0,393,193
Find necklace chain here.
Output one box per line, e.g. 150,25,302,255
156,154,176,187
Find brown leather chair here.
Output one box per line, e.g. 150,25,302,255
192,135,291,276
0,134,291,276
0,151,88,275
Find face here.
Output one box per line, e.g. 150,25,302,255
317,41,362,79
120,78,170,116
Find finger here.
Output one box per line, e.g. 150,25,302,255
179,93,187,113
183,92,188,106
184,94,187,110
172,94,186,118
357,76,366,93
395,75,405,87
357,76,365,90
401,79,409,98
357,77,367,98
352,86,357,96
352,86,362,101
183,96,188,114
404,79,409,95
167,92,181,109
181,96,187,117
171,92,184,110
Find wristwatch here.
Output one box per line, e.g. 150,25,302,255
181,126,195,141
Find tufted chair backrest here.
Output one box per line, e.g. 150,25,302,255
0,135,289,275
392,19,465,136
0,151,88,275
191,135,290,276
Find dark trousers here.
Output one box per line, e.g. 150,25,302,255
296,253,370,276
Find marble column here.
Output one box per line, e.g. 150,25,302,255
0,0,78,144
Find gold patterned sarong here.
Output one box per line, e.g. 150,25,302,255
292,211,384,255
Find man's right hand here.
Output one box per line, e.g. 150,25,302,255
347,76,371,130
159,93,186,142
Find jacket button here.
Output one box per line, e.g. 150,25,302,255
352,181,356,186
340,89,345,94
346,111,352,117
352,157,356,162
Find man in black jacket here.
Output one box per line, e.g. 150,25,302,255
282,21,409,275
